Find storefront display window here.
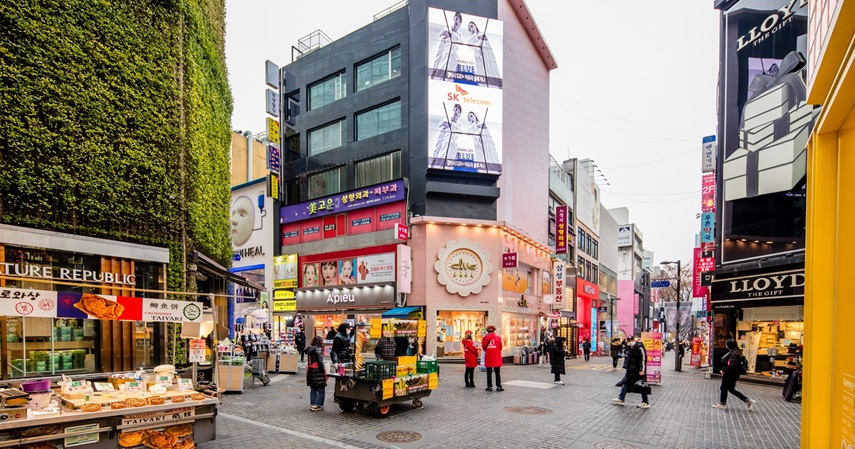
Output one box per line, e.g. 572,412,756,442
7,317,98,378
502,315,535,353
305,313,380,355
435,311,486,358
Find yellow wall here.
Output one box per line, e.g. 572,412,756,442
803,2,855,446
230,132,270,186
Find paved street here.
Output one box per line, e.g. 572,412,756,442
199,351,800,449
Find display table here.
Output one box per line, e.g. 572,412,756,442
268,353,298,373
0,397,218,448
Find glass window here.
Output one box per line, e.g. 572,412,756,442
577,256,586,281
356,151,401,188
577,228,586,253
356,47,401,91
308,120,345,155
592,240,599,259
355,101,401,141
586,235,592,256
308,72,346,110
308,166,346,199
284,134,300,154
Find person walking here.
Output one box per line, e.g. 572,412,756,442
304,336,327,411
295,328,307,362
609,337,622,371
550,336,567,385
481,325,503,392
714,339,756,410
582,338,592,361
612,335,650,409
462,330,479,388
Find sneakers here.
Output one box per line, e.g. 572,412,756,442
496,387,504,392
485,387,493,391
712,403,728,409
611,399,625,406
553,380,564,385
746,399,756,411
637,403,650,409
310,405,320,411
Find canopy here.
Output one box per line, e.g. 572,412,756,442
381,306,421,318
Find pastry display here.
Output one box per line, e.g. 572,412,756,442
125,398,148,407
17,424,62,438
171,395,186,403
111,401,128,409
119,431,145,448
73,293,125,319
147,396,165,405
174,439,195,449
80,403,102,412
144,433,178,449
190,393,205,401
164,424,193,438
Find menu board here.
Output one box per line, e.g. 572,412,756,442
641,332,662,385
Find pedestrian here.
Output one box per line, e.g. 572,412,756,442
374,335,397,362
582,338,591,361
609,337,622,371
304,335,327,411
713,338,755,410
295,327,306,362
538,336,552,367
330,323,353,364
462,330,479,388
481,324,504,392
325,327,337,340
612,335,650,409
550,336,566,385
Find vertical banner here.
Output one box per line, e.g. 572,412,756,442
701,173,716,212
555,205,567,254
692,248,707,298
691,337,703,367
700,212,715,243
552,259,565,304
397,244,412,294
642,332,662,385
266,117,280,145
701,135,716,173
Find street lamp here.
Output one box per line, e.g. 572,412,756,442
661,260,682,372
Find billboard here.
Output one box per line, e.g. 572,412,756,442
576,164,601,235
231,180,274,274
427,8,503,175
301,252,396,288
617,225,632,247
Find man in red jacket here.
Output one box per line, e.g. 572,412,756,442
481,325,504,391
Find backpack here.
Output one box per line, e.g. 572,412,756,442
737,355,749,375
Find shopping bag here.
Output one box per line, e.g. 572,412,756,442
632,379,652,395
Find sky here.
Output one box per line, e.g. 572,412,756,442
225,0,720,266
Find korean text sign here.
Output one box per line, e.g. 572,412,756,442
280,180,405,224
555,205,567,254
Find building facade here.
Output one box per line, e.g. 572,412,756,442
610,207,647,337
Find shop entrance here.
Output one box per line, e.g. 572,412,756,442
435,311,487,358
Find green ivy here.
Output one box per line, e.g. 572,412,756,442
0,0,233,366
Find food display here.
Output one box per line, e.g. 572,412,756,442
80,403,101,412
189,393,205,401
171,396,185,403
119,431,145,447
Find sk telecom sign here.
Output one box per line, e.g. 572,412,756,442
555,205,567,254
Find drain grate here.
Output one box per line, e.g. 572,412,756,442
376,430,423,443
591,442,641,449
503,406,553,415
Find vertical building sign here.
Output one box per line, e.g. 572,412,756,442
701,135,716,173
553,259,565,304
701,174,716,213
397,244,412,294
692,248,714,298
555,205,567,254
427,8,503,175
700,212,715,243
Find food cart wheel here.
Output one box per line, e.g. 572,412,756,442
412,399,423,408
375,404,391,417
338,398,356,412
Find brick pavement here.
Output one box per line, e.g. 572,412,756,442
198,351,801,449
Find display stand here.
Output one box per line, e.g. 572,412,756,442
216,345,245,393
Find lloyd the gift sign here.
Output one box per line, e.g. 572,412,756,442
711,269,805,302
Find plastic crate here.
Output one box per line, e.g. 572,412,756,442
364,361,396,380
416,360,438,374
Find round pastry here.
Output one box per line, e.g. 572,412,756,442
147,396,165,405
125,398,147,407
174,439,195,449
171,395,185,403
190,393,205,401
118,431,144,448
164,424,193,438
144,433,177,449
110,401,128,410
80,403,102,412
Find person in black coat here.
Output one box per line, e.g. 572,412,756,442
550,336,566,385
714,338,755,410
304,336,327,411
330,323,352,364
609,337,623,371
582,338,591,361
612,335,650,408
295,328,307,362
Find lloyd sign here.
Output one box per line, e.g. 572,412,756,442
711,270,805,302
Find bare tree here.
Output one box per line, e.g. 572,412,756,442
652,262,693,303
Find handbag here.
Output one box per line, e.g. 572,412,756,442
633,379,652,395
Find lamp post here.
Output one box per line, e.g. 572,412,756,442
661,260,682,372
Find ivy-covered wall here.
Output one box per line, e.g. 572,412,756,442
0,0,233,364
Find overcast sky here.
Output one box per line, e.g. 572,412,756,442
225,0,720,266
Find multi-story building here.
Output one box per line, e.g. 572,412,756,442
274,0,557,360
609,207,648,336
598,206,620,345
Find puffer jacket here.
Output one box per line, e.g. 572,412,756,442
463,338,479,368
610,340,623,358
304,346,327,387
622,342,647,384
550,343,566,375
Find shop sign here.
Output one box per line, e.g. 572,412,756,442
435,239,494,297
294,285,394,310
266,117,280,144
273,254,299,289
273,290,294,300
576,278,599,299
265,88,279,117
711,269,805,302
397,244,412,294
121,407,194,427
617,225,632,247
273,299,296,312
553,260,565,303
280,179,405,223
268,173,280,201
502,252,518,268
395,223,409,241
0,288,57,317
700,212,715,243
265,60,279,88
555,206,567,254
357,253,396,284
693,248,714,297
0,262,135,285
736,0,808,51
701,173,716,212
143,299,203,322
702,135,716,173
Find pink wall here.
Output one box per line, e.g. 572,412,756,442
496,0,552,244
617,280,636,338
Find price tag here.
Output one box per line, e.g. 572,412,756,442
417,320,426,338
93,382,115,392
382,378,394,400
428,372,438,390
124,381,143,393
156,375,172,387
177,378,194,391
369,319,382,339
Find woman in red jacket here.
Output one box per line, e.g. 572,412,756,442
462,330,479,388
481,325,504,391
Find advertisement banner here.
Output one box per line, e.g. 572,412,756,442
56,292,143,321
693,248,714,297
397,244,412,294
701,135,716,173
552,260,565,304
427,7,503,175
273,254,299,289
266,117,280,144
691,337,704,367
280,180,405,224
501,266,528,294
356,253,396,284
576,164,601,235
555,205,567,254
0,288,57,318
617,225,632,247
701,173,716,212
576,278,599,299
642,332,662,385
231,180,273,269
142,299,203,323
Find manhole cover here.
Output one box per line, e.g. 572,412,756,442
503,406,553,415
591,443,641,449
376,430,423,443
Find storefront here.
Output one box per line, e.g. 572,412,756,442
575,278,599,354
711,266,804,381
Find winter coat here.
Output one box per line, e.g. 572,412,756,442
330,332,352,364
550,344,566,375
621,342,647,385
295,332,306,351
463,338,480,368
720,350,743,377
394,336,410,357
610,341,623,358
374,337,397,361
582,341,591,353
304,346,327,387
481,332,503,368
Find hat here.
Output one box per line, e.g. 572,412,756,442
626,335,636,341
486,325,496,332
464,330,473,335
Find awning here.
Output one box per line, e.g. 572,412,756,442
193,250,266,291
382,306,421,318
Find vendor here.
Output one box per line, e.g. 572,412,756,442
374,336,396,361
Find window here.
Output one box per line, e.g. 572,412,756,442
356,48,401,91
355,101,401,141
592,240,599,259
308,166,346,199
308,72,346,110
586,261,593,282
308,120,345,155
592,265,599,285
578,228,586,253
356,151,401,188
577,256,586,281
284,134,300,154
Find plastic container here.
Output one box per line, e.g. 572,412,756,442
20,379,51,392
27,390,53,410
